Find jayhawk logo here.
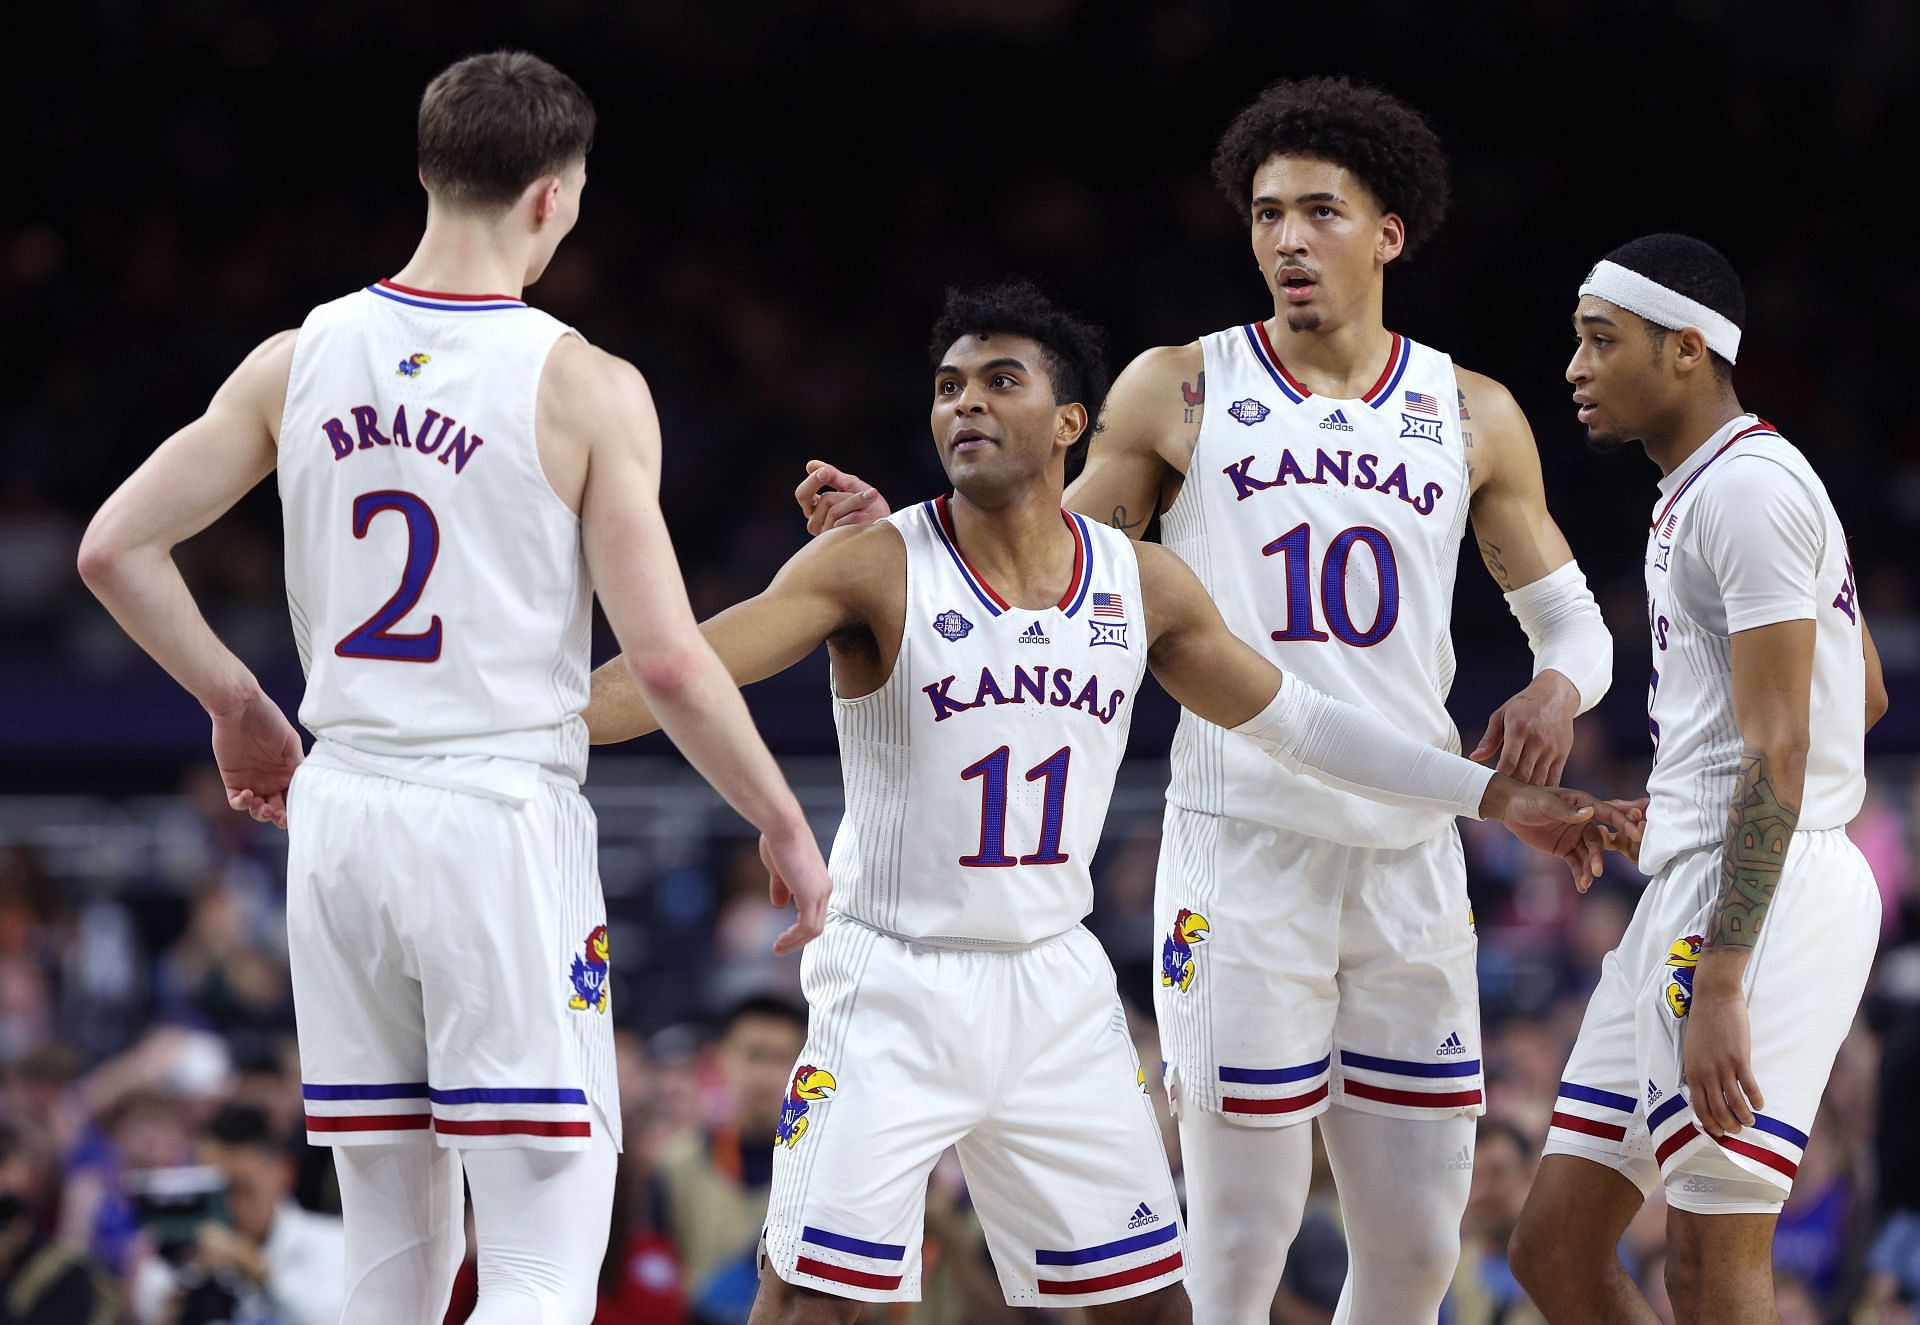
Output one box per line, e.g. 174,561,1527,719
396,352,431,377
568,925,610,1013
1160,908,1211,992
1664,933,1703,1018
777,1065,836,1148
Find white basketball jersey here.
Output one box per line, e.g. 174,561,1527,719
1639,416,1866,875
828,497,1148,945
1162,325,1472,848
279,282,591,784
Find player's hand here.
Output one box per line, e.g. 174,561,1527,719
1683,963,1762,1138
761,824,833,956
795,460,891,536
210,686,302,829
1479,777,1632,893
1598,797,1649,868
1471,672,1579,786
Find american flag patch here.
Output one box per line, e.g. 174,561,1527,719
1091,592,1125,619
1404,390,1440,416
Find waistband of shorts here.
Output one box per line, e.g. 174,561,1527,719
1654,823,1858,876
829,910,1082,953
304,739,578,803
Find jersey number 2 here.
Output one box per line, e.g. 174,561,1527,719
333,490,443,663
959,746,1071,867
1262,523,1400,646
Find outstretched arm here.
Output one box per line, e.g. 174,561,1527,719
1135,542,1621,865
1460,369,1612,785
78,330,302,826
585,523,898,743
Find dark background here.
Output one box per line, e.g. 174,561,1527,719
5,0,1918,781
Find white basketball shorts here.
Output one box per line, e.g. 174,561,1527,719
1544,827,1877,1213
761,913,1185,1308
286,759,620,1152
1154,807,1483,1126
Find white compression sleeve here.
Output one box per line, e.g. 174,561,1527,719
1233,677,1495,819
1503,560,1612,713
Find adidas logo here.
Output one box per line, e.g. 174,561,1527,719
1647,1079,1662,1104
1436,1031,1466,1057
1018,621,1050,645
1318,408,1355,432
1445,1143,1473,1172
1126,1202,1161,1229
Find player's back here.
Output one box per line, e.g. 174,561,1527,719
827,499,1148,945
1161,325,1472,849
279,281,590,784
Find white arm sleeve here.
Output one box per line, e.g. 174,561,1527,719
1233,676,1497,820
1502,560,1613,713
1690,458,1823,633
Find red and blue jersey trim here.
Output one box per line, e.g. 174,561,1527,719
1649,1090,1806,1181
1650,419,1780,529
794,1225,907,1291
1337,1048,1484,1110
1246,324,1409,409
1217,1053,1332,1115
367,279,528,313
1035,1223,1183,1297
303,1079,591,1139
926,496,1091,617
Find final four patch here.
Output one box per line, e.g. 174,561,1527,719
933,609,974,641
1228,398,1271,426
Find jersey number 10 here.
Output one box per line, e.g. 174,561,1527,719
1262,523,1400,647
959,746,1071,868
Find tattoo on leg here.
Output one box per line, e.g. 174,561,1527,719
1705,750,1799,949
1477,538,1513,591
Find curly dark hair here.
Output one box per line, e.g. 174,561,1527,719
929,280,1110,470
1212,77,1451,258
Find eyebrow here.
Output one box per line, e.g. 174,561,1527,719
1576,313,1619,327
935,357,1028,377
1250,192,1347,207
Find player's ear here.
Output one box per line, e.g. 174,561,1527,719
1377,212,1406,265
1672,327,1712,378
531,175,564,227
1056,402,1088,452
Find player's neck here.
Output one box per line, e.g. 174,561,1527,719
947,488,1077,610
1642,394,1748,476
390,217,529,300
1260,301,1394,398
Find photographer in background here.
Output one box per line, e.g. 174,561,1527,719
0,1121,124,1325
130,1105,343,1325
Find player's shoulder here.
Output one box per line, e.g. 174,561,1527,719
226,328,301,428
1114,340,1205,388
538,339,656,439
778,518,907,609
1128,538,1199,596
1451,364,1523,422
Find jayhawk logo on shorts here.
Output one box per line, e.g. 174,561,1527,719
568,925,610,1014
1160,908,1210,992
777,1064,836,1148
1664,933,1703,1018
396,352,431,378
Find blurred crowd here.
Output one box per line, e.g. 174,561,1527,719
3,735,1919,1324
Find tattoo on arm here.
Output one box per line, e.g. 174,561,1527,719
1705,749,1800,949
1181,371,1205,424
1477,537,1513,591
1108,504,1149,533
1457,387,1471,421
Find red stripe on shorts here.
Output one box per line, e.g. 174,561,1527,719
1550,1110,1627,1142
1342,1081,1483,1110
432,1119,592,1138
306,1113,430,1132
1222,1083,1328,1115
1038,1251,1184,1296
1717,1134,1798,1178
795,1257,903,1291
1656,1122,1700,1166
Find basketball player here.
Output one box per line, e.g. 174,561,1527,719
76,52,832,1324
1508,234,1889,1325
584,281,1626,1324
796,78,1614,1323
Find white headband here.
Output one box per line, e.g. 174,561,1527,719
1579,260,1742,364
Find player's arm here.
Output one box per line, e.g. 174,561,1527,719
1458,368,1612,786
1681,460,1826,1138
1864,616,1889,732
1061,342,1202,539
563,342,835,953
77,330,303,827
1134,541,1622,870
584,523,898,743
